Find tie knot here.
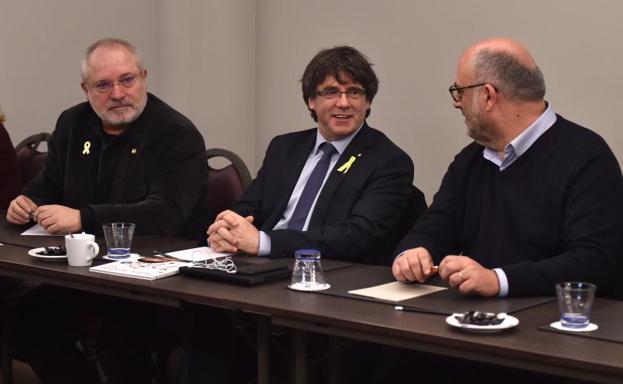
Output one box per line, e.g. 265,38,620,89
319,142,337,157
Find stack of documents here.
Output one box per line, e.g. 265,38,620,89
89,247,229,280
89,255,190,280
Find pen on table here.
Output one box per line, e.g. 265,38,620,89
152,250,184,262
0,241,34,249
394,305,447,316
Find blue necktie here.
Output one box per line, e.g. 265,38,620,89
288,143,337,230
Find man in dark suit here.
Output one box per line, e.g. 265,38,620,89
393,38,623,299
208,46,414,264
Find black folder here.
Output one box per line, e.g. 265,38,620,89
317,265,555,315
179,256,291,286
179,255,352,286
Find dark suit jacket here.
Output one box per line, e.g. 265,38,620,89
232,123,414,264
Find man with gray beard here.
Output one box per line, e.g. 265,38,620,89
7,38,208,384
6,37,208,238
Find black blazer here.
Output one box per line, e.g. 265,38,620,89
23,94,209,238
233,123,414,264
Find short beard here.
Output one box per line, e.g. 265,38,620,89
96,94,147,128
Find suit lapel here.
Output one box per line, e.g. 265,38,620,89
265,131,316,228
309,124,374,227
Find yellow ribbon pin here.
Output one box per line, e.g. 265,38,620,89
337,153,362,174
82,141,91,155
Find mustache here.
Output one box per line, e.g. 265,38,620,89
107,101,134,109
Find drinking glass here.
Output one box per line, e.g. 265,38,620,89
555,282,596,329
288,249,330,291
102,222,135,259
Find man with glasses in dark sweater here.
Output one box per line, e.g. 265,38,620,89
393,38,623,299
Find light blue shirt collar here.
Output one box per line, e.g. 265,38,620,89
313,122,364,156
483,104,557,171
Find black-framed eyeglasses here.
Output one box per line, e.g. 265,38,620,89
316,87,366,100
88,73,141,94
448,82,490,102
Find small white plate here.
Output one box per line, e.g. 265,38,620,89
446,313,519,333
28,247,67,261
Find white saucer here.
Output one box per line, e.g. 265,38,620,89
446,313,519,333
28,247,67,261
550,321,598,332
288,283,331,292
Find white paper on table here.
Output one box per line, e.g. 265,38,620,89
348,281,447,302
21,224,64,236
90,254,189,281
166,246,232,262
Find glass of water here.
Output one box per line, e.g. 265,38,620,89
555,281,596,329
102,222,135,260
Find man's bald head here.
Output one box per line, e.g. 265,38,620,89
461,38,545,102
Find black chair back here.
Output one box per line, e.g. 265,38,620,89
14,132,51,185
205,148,252,223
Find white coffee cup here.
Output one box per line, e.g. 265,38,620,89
65,233,99,267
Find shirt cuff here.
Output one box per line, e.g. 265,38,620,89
493,268,508,297
258,231,271,256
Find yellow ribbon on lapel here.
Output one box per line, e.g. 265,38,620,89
82,141,91,155
337,154,361,174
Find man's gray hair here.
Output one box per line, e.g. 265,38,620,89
473,49,545,102
81,38,145,81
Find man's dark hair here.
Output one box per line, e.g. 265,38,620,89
301,46,379,121
473,49,546,102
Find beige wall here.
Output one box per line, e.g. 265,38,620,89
0,0,160,141
2,1,623,202
0,0,256,171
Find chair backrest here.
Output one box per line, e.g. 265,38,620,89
205,148,252,223
14,132,51,185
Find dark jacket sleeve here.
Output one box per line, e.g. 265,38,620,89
229,140,272,220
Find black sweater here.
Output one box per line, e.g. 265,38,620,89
396,115,623,298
